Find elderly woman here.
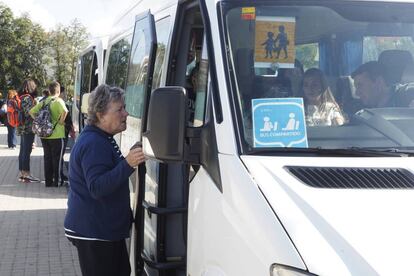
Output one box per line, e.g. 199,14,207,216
64,85,145,276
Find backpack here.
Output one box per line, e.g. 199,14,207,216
6,96,22,127
32,99,56,137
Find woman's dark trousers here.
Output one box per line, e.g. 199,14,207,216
41,138,65,187
18,133,35,172
6,124,16,148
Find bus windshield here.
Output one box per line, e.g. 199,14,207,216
222,2,414,154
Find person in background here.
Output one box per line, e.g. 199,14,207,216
31,88,39,152
17,79,40,183
0,93,6,126
40,89,50,102
352,61,414,108
59,85,75,186
6,90,18,149
30,81,68,187
64,85,145,276
302,68,345,126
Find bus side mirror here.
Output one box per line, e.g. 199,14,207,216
142,87,188,162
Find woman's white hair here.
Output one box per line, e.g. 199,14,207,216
87,84,125,126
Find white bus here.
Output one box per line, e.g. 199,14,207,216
101,0,414,275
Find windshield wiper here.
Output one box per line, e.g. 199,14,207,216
368,147,414,156
246,147,409,157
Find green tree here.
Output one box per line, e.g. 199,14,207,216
0,5,15,94
10,14,49,89
296,44,319,70
0,3,88,98
0,6,49,95
49,19,88,98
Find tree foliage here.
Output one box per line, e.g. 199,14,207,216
0,5,20,93
0,4,89,98
0,5,49,95
49,19,89,98
11,15,49,88
296,44,319,71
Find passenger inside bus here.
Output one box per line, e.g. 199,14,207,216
186,29,203,123
302,68,345,126
352,60,414,108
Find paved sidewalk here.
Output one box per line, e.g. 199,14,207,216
0,126,81,276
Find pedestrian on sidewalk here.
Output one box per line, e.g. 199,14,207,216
0,94,6,126
30,81,68,187
64,85,145,276
17,79,40,183
6,89,18,149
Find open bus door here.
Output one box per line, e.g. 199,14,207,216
120,11,158,275
73,48,100,136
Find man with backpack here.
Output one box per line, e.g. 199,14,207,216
17,79,40,183
30,81,68,187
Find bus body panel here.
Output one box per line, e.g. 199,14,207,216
204,0,240,155
187,155,306,275
243,155,414,275
91,0,414,275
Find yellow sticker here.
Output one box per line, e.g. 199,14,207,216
242,7,256,14
241,7,256,20
254,16,296,68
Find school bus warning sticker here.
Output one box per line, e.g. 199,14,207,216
252,98,308,148
254,16,296,69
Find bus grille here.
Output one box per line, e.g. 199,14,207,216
285,166,414,189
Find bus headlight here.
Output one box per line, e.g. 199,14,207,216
271,264,318,276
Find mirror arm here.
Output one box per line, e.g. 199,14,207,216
184,127,202,164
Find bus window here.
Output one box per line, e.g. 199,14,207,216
80,51,93,96
106,36,132,89
223,3,414,151
152,17,171,90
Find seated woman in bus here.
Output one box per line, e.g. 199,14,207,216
302,68,345,126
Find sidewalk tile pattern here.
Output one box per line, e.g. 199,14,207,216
0,126,81,276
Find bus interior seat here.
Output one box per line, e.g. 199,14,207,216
401,63,414,84
378,49,414,85
336,76,364,115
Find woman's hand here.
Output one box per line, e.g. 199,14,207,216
126,147,146,168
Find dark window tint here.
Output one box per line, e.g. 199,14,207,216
80,51,94,95
74,60,82,107
106,36,132,89
152,17,171,89
125,14,158,119
125,29,147,118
